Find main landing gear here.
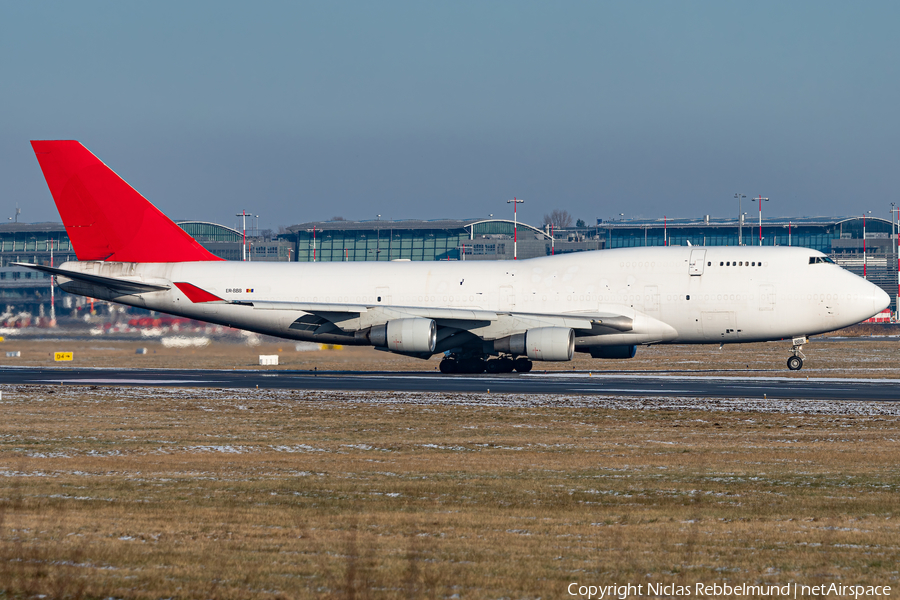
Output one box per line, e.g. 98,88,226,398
439,353,532,374
787,336,807,371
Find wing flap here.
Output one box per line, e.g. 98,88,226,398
245,301,499,322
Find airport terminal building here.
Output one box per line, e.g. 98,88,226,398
283,218,600,262
1,214,897,315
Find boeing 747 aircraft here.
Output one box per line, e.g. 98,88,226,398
21,141,890,373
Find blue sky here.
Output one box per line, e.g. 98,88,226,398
2,1,898,231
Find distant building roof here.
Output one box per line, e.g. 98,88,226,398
600,215,893,228
287,218,550,239
0,222,66,234
176,221,243,243
288,218,476,232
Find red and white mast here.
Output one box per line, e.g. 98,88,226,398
507,197,524,260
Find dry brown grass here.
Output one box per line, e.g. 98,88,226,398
823,323,900,338
1,386,898,598
2,336,900,378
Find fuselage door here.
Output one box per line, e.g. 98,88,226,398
499,285,516,311
759,284,775,311
689,249,707,276
375,286,392,305
644,285,660,313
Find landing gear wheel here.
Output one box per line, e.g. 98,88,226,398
787,336,807,371
514,358,533,373
440,355,487,374
485,357,515,374
459,358,485,374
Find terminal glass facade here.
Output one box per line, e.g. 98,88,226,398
603,217,894,254
289,220,549,262
0,227,75,266
293,227,469,262
176,221,243,243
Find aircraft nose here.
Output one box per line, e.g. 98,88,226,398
873,284,890,313
846,276,891,324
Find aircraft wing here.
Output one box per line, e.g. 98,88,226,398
246,300,499,322
238,299,634,337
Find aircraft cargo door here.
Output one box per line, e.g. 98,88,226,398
759,284,775,311
689,249,707,275
701,311,739,340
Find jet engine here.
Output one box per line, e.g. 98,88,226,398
494,327,574,361
369,318,437,353
589,345,637,359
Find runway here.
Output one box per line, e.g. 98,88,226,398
0,367,898,401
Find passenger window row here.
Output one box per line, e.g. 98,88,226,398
715,261,762,267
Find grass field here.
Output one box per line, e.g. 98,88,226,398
1,385,898,599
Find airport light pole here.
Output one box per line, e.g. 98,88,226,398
892,204,900,316
892,204,897,260
49,238,55,325
735,193,746,245
236,211,248,261
863,211,870,279
756,196,769,245
507,197,524,260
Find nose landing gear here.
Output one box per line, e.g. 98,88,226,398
787,336,807,371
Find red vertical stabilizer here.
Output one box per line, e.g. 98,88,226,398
31,141,223,262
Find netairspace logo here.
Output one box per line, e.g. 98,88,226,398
567,582,892,599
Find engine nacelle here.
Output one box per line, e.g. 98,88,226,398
369,318,437,354
525,327,574,361
589,345,637,359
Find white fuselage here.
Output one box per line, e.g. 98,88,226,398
57,246,889,350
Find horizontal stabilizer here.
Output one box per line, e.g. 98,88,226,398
13,263,170,295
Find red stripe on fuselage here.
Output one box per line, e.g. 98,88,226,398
174,282,224,303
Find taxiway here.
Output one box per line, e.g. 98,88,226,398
0,367,898,401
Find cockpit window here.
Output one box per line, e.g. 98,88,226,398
809,256,835,265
